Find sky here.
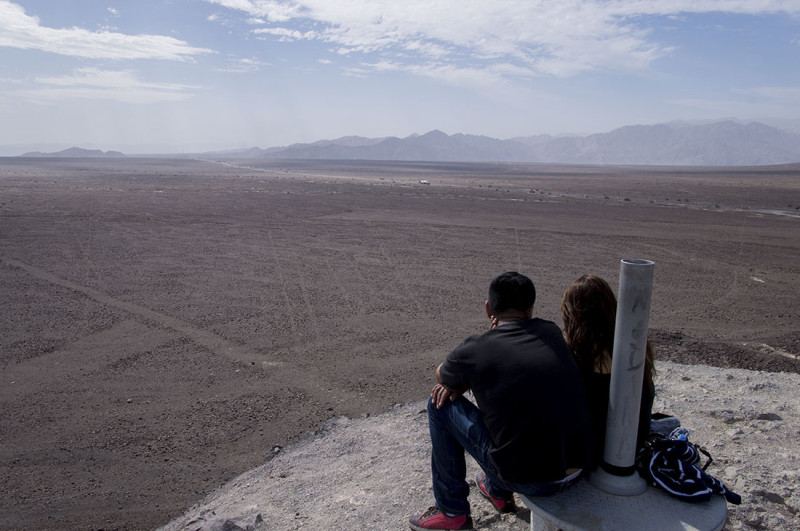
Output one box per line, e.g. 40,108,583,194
1,0,800,153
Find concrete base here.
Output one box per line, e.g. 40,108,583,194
519,480,728,531
588,467,647,496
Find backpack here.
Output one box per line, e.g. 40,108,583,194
637,427,741,505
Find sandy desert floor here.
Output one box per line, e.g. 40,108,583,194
1,158,798,529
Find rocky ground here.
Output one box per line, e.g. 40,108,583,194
160,361,800,531
1,158,798,530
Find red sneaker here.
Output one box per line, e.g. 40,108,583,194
476,473,516,513
409,506,473,530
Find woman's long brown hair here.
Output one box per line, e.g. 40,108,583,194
561,274,654,390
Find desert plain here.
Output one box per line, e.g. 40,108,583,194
1,157,799,530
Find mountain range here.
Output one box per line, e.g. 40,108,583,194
19,147,125,158
14,120,800,166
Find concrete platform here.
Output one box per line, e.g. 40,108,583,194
519,480,728,531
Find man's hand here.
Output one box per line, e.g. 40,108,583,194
489,316,500,329
431,383,462,409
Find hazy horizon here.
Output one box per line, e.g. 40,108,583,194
4,117,800,159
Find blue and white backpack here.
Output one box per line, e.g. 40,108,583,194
637,427,741,505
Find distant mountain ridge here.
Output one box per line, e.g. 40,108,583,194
12,120,800,165
20,147,125,158
228,120,800,165
538,121,800,165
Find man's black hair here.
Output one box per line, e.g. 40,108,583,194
488,271,536,316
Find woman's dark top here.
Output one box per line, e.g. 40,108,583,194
584,371,654,465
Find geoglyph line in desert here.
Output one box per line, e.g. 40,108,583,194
2,256,376,409
3,256,271,365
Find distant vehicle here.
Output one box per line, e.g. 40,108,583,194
419,180,430,185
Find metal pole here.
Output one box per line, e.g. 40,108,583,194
590,259,654,495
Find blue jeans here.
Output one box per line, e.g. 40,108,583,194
427,396,578,516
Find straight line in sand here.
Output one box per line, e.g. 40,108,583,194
2,258,371,410
2,257,269,366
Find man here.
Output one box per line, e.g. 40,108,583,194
409,272,592,531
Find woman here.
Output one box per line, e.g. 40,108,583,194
561,274,655,465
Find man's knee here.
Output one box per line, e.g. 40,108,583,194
427,395,457,423
427,396,441,417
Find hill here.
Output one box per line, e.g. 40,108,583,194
19,147,125,158
253,121,800,166
11,120,800,165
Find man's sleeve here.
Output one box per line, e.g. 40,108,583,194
437,336,475,389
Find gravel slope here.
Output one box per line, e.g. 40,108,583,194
161,360,800,531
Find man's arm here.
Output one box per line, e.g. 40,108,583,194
435,364,446,385
431,364,468,409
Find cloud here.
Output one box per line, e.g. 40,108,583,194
205,0,800,80
206,0,301,22
0,1,212,60
11,68,199,103
217,57,270,72
253,27,318,41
